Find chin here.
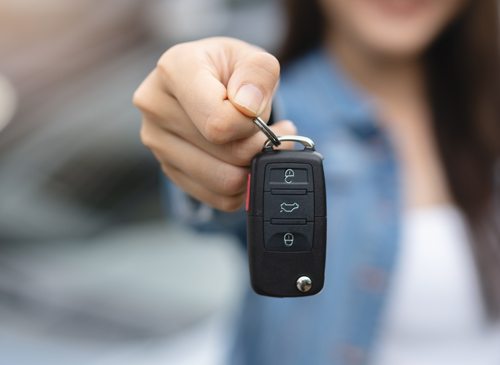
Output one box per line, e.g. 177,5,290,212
359,27,439,59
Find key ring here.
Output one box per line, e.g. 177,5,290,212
253,117,281,147
263,135,315,151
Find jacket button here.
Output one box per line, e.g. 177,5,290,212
338,343,366,365
357,265,388,292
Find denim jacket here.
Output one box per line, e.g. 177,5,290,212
227,48,402,365
165,48,402,365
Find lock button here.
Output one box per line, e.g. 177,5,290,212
264,222,314,251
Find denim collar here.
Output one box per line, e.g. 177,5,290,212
302,47,381,139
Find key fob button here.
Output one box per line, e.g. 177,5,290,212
269,168,309,185
263,192,315,221
264,222,314,251
264,163,314,191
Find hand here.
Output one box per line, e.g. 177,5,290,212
133,37,297,211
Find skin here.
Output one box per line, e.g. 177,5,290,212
134,38,297,211
320,0,467,208
134,0,467,211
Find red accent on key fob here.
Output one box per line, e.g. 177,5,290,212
246,174,251,211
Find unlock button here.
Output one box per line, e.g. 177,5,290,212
265,163,314,191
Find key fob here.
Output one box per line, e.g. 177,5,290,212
246,136,327,297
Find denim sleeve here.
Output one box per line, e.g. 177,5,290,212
161,175,248,245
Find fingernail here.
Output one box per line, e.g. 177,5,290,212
234,84,264,115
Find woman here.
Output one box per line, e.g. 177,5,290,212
134,0,500,363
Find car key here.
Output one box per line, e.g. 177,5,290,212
246,125,327,297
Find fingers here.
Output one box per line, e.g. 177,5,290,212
161,163,247,212
155,38,279,145
137,74,297,166
141,117,297,211
134,37,298,212
143,121,249,196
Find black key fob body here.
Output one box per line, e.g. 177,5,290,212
246,136,327,297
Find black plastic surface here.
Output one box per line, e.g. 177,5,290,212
247,148,327,297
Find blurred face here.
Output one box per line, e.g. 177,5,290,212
320,0,468,58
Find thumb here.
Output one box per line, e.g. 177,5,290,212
227,51,280,117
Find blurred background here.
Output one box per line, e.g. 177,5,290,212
0,0,284,363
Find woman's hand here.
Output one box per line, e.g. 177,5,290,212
133,37,296,211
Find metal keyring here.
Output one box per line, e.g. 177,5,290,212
253,117,281,147
263,135,315,151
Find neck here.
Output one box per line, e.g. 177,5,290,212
325,30,453,209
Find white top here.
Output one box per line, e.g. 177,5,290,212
372,205,500,365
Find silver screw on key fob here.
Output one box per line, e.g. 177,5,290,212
246,131,327,297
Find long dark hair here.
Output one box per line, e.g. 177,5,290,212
279,0,500,318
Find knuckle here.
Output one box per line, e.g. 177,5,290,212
248,52,280,80
204,110,235,144
157,44,185,86
161,165,184,187
230,140,258,166
160,165,174,180
157,42,200,82
133,83,161,116
133,86,149,111
157,44,182,72
218,167,247,195
140,122,156,150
